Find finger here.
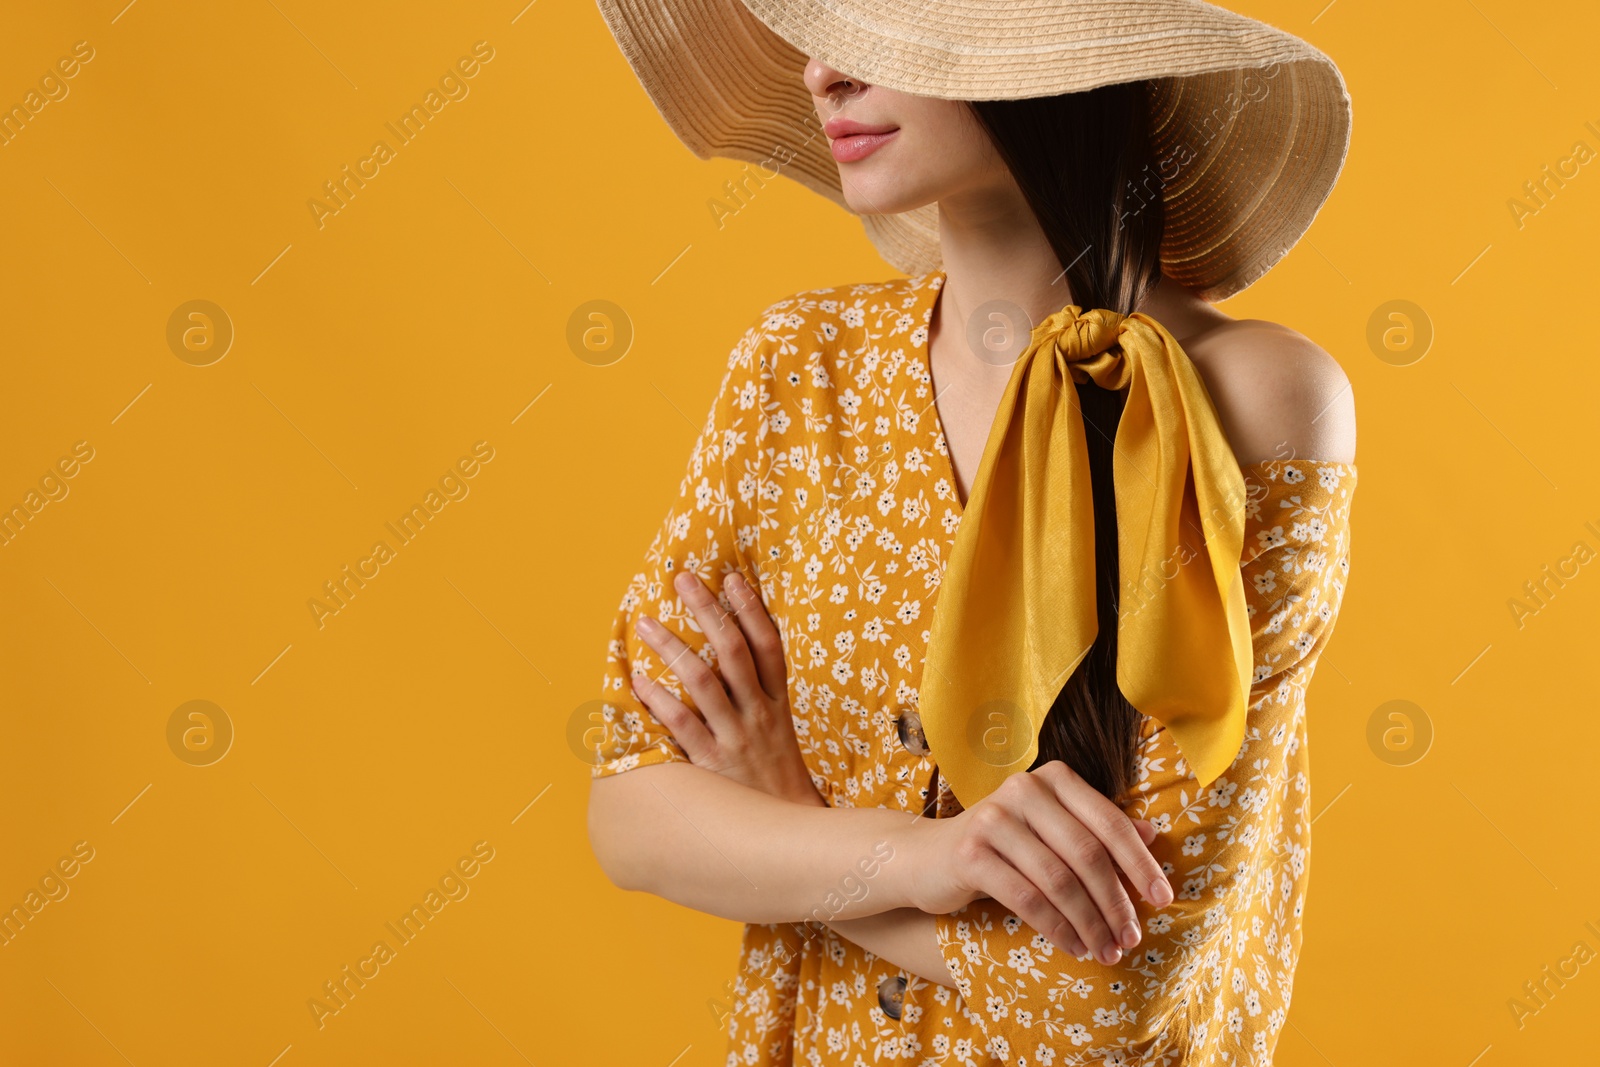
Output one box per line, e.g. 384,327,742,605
1034,808,1143,956
1042,764,1173,908
1111,856,1151,946
1011,775,1141,957
1130,820,1171,911
672,571,767,716
1123,818,1157,895
964,843,1088,959
724,572,787,702
630,669,715,763
996,799,1127,965
634,614,740,737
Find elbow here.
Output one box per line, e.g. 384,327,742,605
586,774,650,894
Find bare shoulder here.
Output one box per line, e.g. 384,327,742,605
1178,318,1357,467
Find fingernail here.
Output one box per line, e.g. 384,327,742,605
674,571,693,592
1120,922,1141,949
637,617,659,635
1149,878,1173,906
1098,944,1121,966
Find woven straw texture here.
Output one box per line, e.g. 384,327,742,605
595,0,1352,300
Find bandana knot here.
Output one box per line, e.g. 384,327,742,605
919,304,1254,808
1037,306,1126,365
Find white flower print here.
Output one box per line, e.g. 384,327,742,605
591,273,1358,1067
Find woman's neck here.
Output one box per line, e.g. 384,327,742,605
930,189,1233,347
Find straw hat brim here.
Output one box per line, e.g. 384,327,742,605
596,0,1352,303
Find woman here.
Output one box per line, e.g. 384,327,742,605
586,2,1358,1063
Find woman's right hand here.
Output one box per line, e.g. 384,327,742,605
900,760,1174,966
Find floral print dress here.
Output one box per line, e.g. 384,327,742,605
590,269,1358,1066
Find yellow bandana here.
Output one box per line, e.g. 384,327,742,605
919,305,1254,808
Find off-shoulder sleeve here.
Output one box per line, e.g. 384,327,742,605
587,312,775,778
932,460,1358,1065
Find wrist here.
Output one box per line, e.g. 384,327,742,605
782,770,828,808
879,811,932,913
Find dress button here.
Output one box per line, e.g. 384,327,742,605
895,710,930,756
877,974,907,1020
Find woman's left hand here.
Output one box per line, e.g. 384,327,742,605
633,568,826,808
634,570,956,988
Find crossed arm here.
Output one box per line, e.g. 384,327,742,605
586,567,1173,989
587,759,955,983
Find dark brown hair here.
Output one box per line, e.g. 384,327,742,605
965,81,1166,803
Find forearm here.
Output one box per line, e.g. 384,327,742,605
587,760,920,925
826,909,956,989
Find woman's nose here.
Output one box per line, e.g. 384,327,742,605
803,56,865,109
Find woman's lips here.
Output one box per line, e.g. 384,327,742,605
830,128,899,163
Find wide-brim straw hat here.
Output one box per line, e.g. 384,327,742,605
595,0,1352,303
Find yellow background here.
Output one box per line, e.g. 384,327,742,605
2,0,1597,1063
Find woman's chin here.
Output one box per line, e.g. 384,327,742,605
839,182,934,218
